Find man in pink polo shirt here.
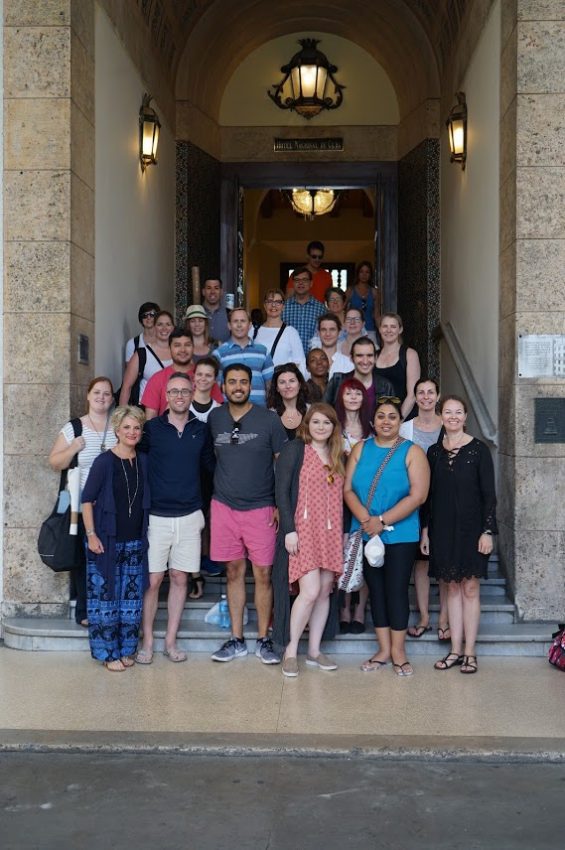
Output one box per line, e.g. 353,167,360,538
142,327,222,419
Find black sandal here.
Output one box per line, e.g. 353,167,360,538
434,653,464,671
188,575,205,600
460,655,478,674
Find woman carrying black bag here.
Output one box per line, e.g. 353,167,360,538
48,377,116,625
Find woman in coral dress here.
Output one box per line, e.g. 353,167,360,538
274,403,344,677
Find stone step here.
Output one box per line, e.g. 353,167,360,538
153,592,516,625
2,617,554,657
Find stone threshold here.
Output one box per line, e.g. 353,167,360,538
1,729,564,763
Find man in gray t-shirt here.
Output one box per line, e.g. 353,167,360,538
208,363,287,665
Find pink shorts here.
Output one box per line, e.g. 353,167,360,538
210,500,276,566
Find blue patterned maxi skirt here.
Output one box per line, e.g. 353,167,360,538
87,539,144,662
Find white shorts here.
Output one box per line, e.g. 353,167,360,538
147,511,205,574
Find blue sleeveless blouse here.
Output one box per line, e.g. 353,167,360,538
350,438,419,543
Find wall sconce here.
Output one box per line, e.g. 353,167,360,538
267,39,344,119
139,93,161,172
446,92,467,169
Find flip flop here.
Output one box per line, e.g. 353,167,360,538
135,649,154,665
360,658,388,672
408,624,432,638
437,626,451,642
163,647,187,663
392,661,414,677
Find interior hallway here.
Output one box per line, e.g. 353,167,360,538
1,649,564,757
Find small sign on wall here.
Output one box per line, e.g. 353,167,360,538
535,398,565,443
518,334,565,378
273,137,344,152
78,334,89,365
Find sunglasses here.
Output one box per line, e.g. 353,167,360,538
231,423,240,445
377,396,402,405
142,310,157,319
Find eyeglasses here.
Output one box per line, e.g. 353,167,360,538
265,299,284,306
327,297,343,304
346,317,363,324
294,276,310,284
309,253,323,260
231,423,240,445
377,396,401,405
167,388,192,397
142,310,157,319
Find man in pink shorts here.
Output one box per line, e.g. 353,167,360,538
208,363,287,663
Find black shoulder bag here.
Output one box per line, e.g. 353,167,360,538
37,418,86,572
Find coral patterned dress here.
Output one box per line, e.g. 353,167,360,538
288,445,344,583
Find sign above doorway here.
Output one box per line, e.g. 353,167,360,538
273,137,344,152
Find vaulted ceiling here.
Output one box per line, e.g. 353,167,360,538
136,0,472,119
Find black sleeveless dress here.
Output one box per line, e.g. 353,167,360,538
374,344,408,402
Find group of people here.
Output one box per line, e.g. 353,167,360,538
48,248,497,678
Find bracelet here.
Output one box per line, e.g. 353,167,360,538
482,530,493,536
86,529,95,536
379,515,385,525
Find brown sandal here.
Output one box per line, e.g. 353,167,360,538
434,653,463,670
460,655,478,674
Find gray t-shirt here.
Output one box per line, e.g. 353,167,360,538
209,404,287,510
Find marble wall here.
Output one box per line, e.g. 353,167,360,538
398,139,441,381
3,0,95,616
175,141,221,318
498,0,565,620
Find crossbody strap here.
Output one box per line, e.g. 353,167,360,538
145,343,166,370
270,323,287,357
364,437,406,510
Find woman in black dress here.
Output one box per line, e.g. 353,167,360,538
421,395,497,674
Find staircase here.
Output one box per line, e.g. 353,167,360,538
2,556,553,656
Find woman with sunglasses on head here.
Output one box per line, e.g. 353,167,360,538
344,396,429,676
421,396,497,675
400,379,449,641
124,302,160,364
346,261,380,338
374,313,421,419
335,378,373,635
267,363,309,440
254,289,306,374
274,404,345,677
119,310,174,406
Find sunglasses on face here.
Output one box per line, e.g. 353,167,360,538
142,311,157,319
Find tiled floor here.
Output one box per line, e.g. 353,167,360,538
1,648,564,741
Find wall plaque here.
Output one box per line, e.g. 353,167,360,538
535,398,565,443
518,334,565,378
273,137,344,152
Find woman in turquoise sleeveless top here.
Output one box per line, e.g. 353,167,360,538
344,398,430,676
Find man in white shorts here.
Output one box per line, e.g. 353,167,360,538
136,372,215,664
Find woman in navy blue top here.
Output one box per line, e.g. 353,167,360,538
82,406,150,672
344,398,429,676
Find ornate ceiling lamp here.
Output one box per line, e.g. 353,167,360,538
268,39,344,119
289,189,338,220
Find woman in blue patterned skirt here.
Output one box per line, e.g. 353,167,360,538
81,406,150,671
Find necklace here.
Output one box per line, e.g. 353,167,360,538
283,407,300,422
120,456,139,517
88,414,111,452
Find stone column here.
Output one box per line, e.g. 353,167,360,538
3,0,94,616
499,1,565,619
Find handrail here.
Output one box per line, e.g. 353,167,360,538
439,321,498,446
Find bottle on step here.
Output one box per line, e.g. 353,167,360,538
218,594,231,630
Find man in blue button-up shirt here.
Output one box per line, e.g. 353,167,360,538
213,308,274,405
282,267,326,352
